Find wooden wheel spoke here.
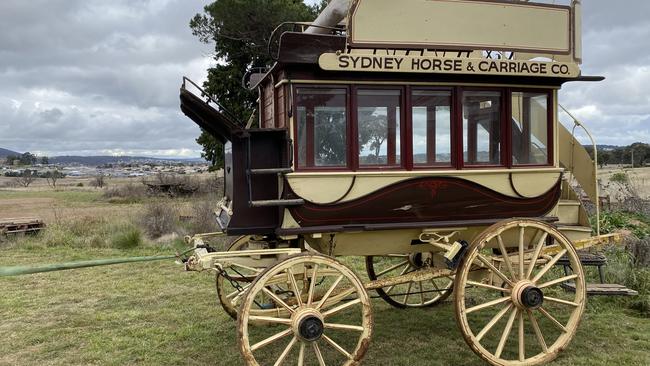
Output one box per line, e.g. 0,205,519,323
287,268,303,307
313,342,327,366
518,226,525,280
526,232,548,280
273,336,297,366
538,274,578,289
322,334,352,359
377,260,409,277
248,316,292,325
544,296,579,307
527,310,548,353
532,249,567,283
477,254,515,287
262,287,295,314
476,303,513,342
518,310,525,362
497,234,517,280
307,264,319,306
495,308,518,358
466,296,511,314
403,281,414,304
251,328,293,352
538,307,568,333
324,322,365,332
322,298,361,318
298,342,305,366
419,281,425,304
385,264,411,295
316,275,344,310
467,280,511,293
431,279,441,291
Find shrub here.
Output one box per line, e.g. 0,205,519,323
596,211,650,239
139,200,179,238
111,227,142,249
76,182,84,187
103,183,147,203
611,171,629,183
188,200,218,235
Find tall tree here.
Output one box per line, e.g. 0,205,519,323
190,0,320,169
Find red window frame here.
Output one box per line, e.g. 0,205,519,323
292,84,352,171
291,84,554,172
353,85,406,171
508,89,554,168
409,86,455,170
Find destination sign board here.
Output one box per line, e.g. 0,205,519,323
318,53,580,78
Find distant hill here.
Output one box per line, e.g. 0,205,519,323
48,155,205,166
0,148,20,157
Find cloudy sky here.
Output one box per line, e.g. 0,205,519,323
0,1,648,158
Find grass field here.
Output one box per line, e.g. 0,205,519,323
1,246,649,366
1,176,650,365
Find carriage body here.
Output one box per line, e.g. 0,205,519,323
179,1,621,365
182,0,595,258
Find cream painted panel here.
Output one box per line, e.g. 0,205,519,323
511,171,562,198
351,0,571,53
286,170,562,203
288,176,357,203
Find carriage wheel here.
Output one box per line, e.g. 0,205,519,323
216,236,259,319
238,253,373,366
454,218,586,366
366,254,453,308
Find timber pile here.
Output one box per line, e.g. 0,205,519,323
0,218,46,235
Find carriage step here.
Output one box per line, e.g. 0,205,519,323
249,199,305,207
557,251,607,266
248,168,293,175
561,282,639,296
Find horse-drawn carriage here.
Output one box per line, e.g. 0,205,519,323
179,1,621,364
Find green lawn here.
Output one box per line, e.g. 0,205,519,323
0,189,102,204
1,247,649,366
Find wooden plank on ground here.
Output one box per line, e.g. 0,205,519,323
563,282,639,296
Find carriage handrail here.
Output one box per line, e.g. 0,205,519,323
181,76,242,126
559,103,600,236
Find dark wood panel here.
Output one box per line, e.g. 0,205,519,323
287,176,561,227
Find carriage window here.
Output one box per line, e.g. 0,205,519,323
412,90,452,166
463,91,502,166
511,92,549,165
296,88,348,168
357,89,401,166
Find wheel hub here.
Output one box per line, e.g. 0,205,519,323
521,286,544,309
292,308,325,342
511,280,544,309
298,316,324,342
408,253,424,268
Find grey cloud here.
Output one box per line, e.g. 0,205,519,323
1,0,649,156
0,0,212,156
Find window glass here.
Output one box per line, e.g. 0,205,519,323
463,91,502,165
412,90,452,166
511,92,549,165
296,88,347,168
357,89,401,166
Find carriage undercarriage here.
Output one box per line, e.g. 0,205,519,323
183,219,621,366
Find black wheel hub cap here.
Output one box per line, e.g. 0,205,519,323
521,286,544,309
299,316,324,342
